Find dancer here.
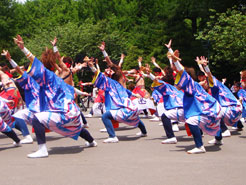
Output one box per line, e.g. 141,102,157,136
198,57,242,144
143,67,184,144
0,97,21,146
8,35,96,158
0,52,33,144
86,42,147,143
50,37,90,127
166,40,222,154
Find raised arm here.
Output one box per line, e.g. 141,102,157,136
195,56,207,75
164,40,183,74
98,42,113,67
50,37,67,73
87,58,98,74
150,56,166,76
200,56,213,86
1,50,23,75
14,35,34,63
118,53,125,68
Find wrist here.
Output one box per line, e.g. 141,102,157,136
10,59,18,68
102,50,108,57
173,61,184,71
53,46,58,53
168,48,174,54
204,65,210,73
149,73,156,80
21,47,33,58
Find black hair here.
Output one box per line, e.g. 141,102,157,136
197,71,205,77
153,67,161,73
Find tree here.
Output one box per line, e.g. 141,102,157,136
196,7,246,81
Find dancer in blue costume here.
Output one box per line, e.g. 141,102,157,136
166,40,222,154
143,65,185,144
86,43,147,143
238,71,246,124
7,35,96,158
0,97,21,146
198,57,242,145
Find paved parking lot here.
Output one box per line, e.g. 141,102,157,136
1,115,246,185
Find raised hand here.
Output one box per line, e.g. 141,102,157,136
195,56,201,65
13,35,24,49
50,37,57,46
98,42,105,51
171,50,181,62
165,39,172,49
121,53,125,59
200,56,209,66
138,56,142,63
1,50,11,61
150,57,155,63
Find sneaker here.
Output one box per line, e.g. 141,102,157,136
172,124,179,132
100,128,107,132
27,144,48,158
222,130,231,137
158,122,163,126
187,146,206,154
85,114,92,118
136,132,147,137
27,150,48,158
231,126,243,131
103,137,119,143
20,135,33,144
83,124,89,128
85,140,97,147
208,139,223,145
149,116,160,122
161,137,177,144
13,141,21,147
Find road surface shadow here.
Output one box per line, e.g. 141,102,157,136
0,145,21,152
230,131,242,136
169,144,222,153
48,145,84,155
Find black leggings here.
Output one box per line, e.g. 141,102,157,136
32,116,46,144
79,128,94,143
2,130,20,143
33,115,94,144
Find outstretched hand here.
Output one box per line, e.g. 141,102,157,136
1,50,11,61
13,35,24,49
171,50,181,62
50,37,57,46
138,56,142,63
151,57,156,63
98,42,105,51
165,39,172,49
200,56,209,66
195,56,201,65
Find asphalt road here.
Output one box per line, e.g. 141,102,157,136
1,114,246,185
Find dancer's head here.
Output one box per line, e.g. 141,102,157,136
63,56,73,68
41,48,56,71
197,71,206,82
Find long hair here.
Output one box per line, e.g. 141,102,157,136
109,63,123,82
185,67,197,81
41,48,57,71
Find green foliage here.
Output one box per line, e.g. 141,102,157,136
196,7,246,79
0,0,243,84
